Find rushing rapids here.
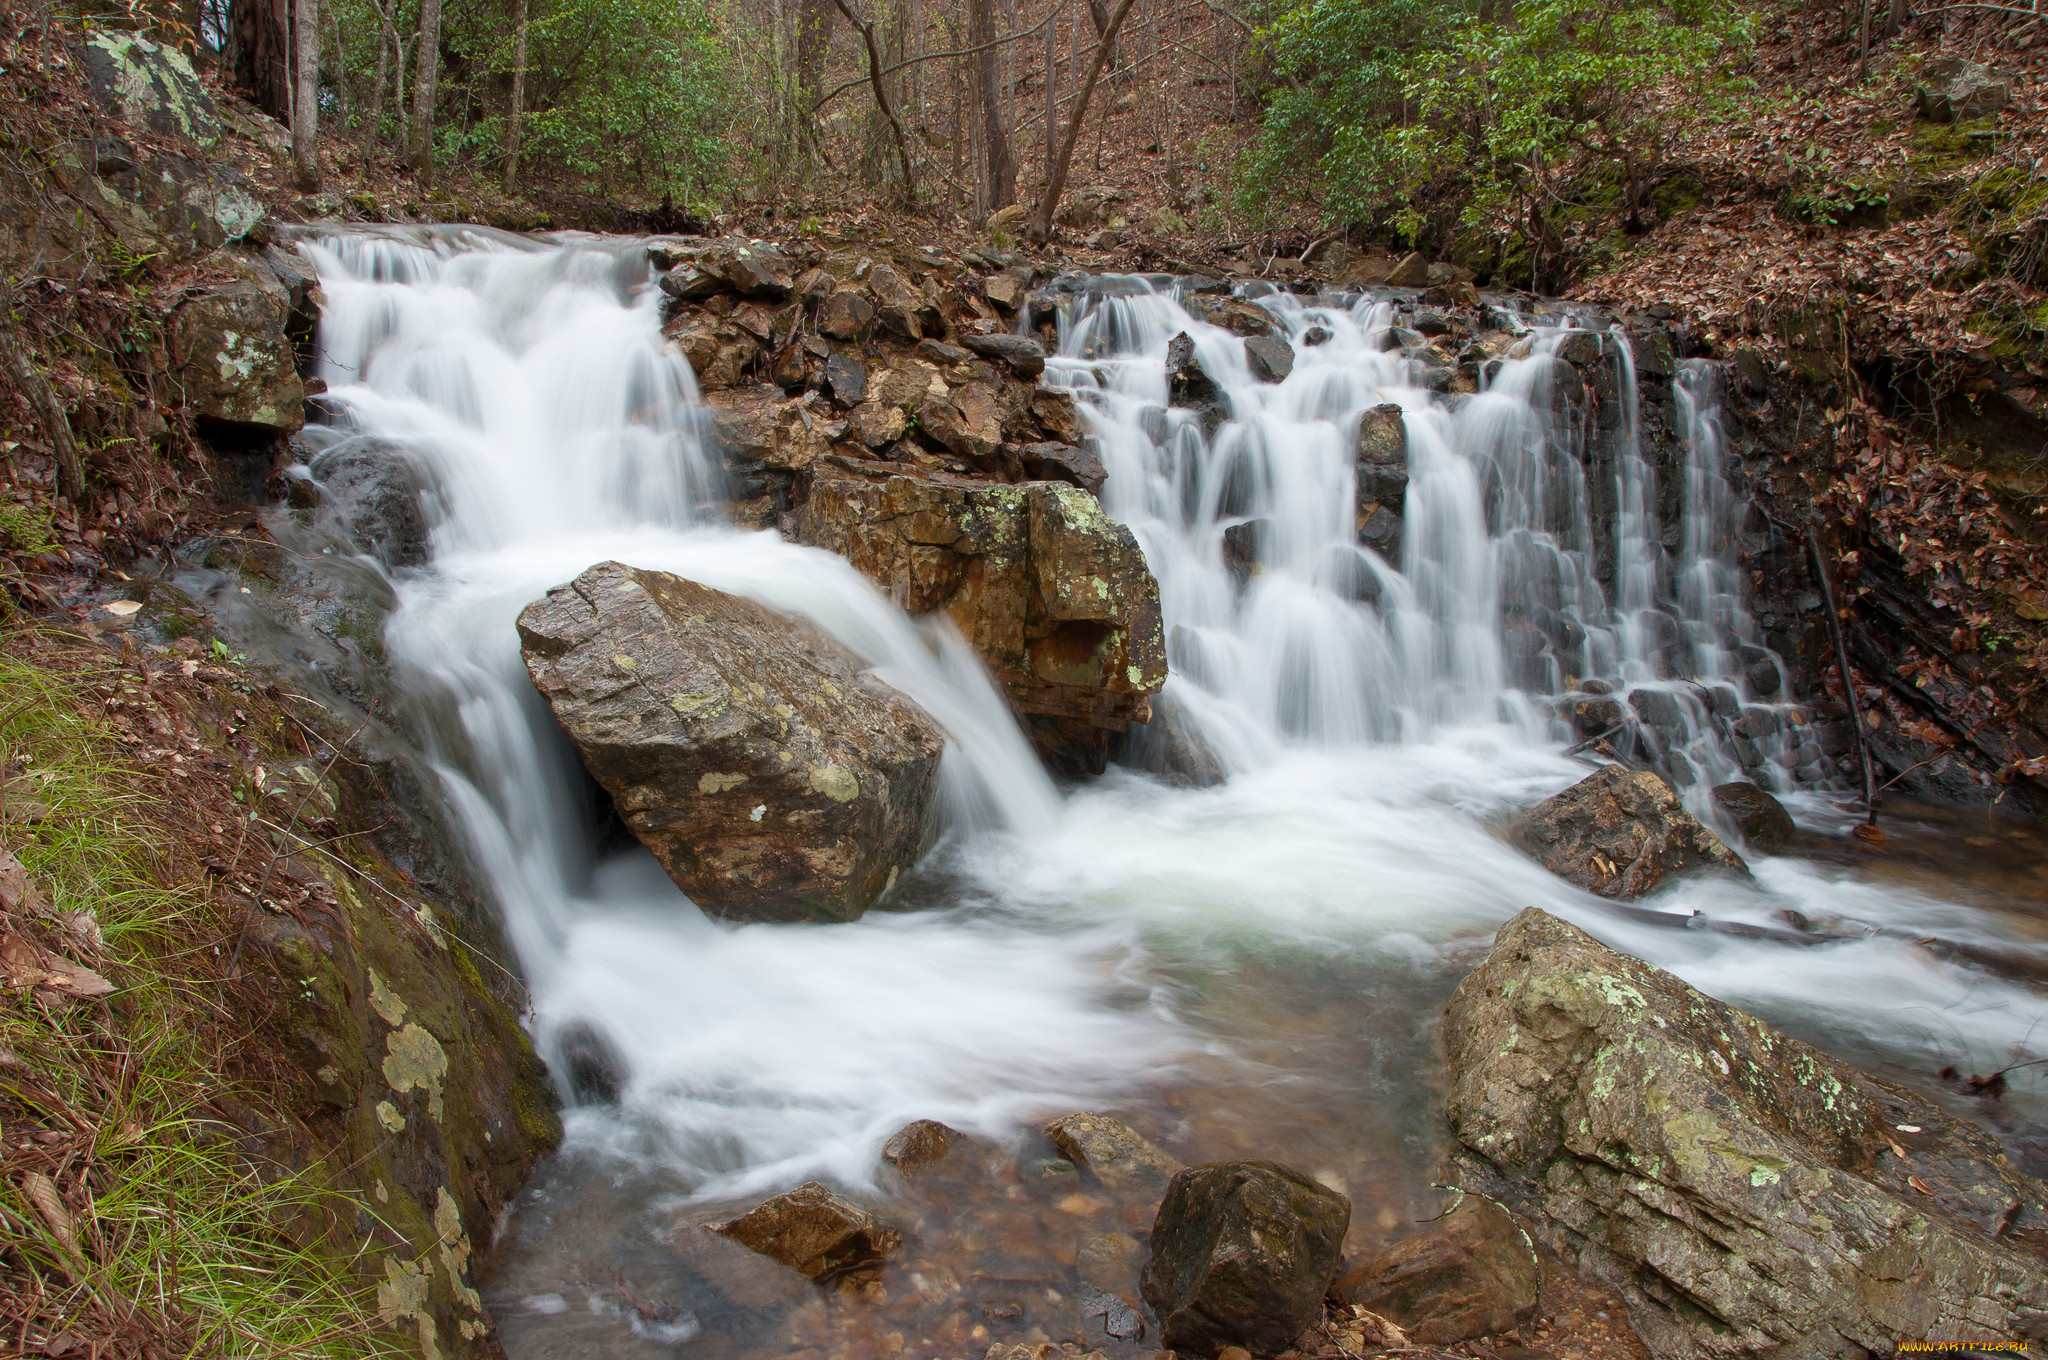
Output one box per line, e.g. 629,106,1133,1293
275,228,2046,1358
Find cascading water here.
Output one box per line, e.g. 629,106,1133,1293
280,230,2046,1358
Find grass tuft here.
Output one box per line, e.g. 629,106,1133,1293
0,640,398,1356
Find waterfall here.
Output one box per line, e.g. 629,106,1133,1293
1048,278,1820,804
276,231,2045,1356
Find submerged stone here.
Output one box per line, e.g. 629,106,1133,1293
713,1182,901,1279
1331,1193,1539,1344
1045,1112,1181,1192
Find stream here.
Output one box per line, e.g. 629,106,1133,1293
285,226,2048,1359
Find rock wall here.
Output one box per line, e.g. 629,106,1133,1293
656,237,1170,773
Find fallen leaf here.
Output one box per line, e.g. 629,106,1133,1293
0,848,33,914
99,600,141,617
1907,1175,1934,1195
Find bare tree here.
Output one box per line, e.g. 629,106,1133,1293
408,0,444,173
1030,0,1134,240
830,0,918,197
505,0,529,190
292,0,321,189
969,0,1013,209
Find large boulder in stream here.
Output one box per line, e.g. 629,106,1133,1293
1515,764,1746,898
1445,908,2048,1358
516,561,944,922
792,467,1167,775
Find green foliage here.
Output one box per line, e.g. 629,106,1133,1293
1239,0,1754,263
0,501,56,555
326,0,740,204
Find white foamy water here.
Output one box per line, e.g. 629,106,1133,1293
291,230,2044,1353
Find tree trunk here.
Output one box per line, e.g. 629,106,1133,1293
970,0,1014,209
1885,0,1907,35
367,0,391,144
796,0,835,103
0,280,85,505
408,0,444,174
1087,0,1120,85
229,0,292,121
1030,0,1135,241
292,0,321,189
505,0,529,190
1043,6,1058,183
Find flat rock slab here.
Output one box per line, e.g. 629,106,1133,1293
1515,764,1746,898
517,562,943,922
1446,907,2048,1358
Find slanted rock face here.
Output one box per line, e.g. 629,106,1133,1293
170,282,306,433
1140,1160,1351,1356
1515,764,1746,898
791,468,1167,773
1445,907,2048,1359
516,561,944,922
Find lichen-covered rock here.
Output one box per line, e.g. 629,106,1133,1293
80,30,221,147
714,1181,901,1279
791,467,1167,773
1140,1160,1351,1356
1515,764,1746,899
1045,1112,1181,1193
1711,780,1797,853
1331,1193,1539,1344
1915,57,2013,123
170,282,305,433
516,561,944,922
1445,907,2048,1359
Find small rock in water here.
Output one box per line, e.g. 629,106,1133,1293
1140,1160,1350,1356
1514,764,1747,899
1164,331,1221,409
881,1118,959,1173
1044,1113,1181,1193
1710,780,1796,853
712,1181,901,1280
554,1018,628,1106
1331,1192,1539,1343
1243,335,1295,383
1078,1286,1146,1342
